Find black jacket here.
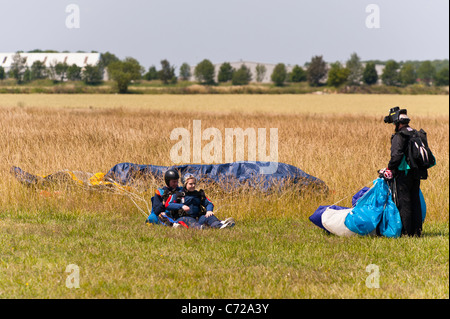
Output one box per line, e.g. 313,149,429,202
388,125,427,179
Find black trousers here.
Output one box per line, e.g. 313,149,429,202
395,172,422,237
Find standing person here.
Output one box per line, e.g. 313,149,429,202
165,173,235,229
380,107,434,237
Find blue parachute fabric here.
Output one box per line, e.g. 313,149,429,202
145,196,161,225
104,161,328,192
311,179,412,238
378,193,402,238
309,185,370,233
146,212,159,224
419,189,426,222
352,187,370,207
344,179,390,236
309,205,348,232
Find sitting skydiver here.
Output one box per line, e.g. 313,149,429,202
164,173,235,229
146,168,190,227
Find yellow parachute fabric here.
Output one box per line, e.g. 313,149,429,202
10,166,135,192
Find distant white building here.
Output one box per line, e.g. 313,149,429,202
374,64,385,84
0,52,103,79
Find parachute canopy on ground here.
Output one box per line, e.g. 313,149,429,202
309,178,426,238
11,161,328,193
104,161,328,192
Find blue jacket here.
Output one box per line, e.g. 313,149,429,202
151,186,183,216
165,189,214,218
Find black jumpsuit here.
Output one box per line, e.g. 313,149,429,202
388,125,426,237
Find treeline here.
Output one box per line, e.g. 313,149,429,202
136,53,450,91
0,51,448,94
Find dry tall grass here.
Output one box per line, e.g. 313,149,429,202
0,93,448,115
1,94,448,222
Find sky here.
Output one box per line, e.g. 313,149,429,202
1,0,448,70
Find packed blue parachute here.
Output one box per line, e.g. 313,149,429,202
309,178,426,238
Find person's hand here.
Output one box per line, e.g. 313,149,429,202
378,168,393,180
205,211,214,217
182,205,190,212
383,169,393,180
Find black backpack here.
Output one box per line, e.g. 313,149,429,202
405,129,436,170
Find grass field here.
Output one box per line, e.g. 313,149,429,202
0,93,449,116
0,94,448,299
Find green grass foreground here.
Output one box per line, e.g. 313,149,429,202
1,203,448,299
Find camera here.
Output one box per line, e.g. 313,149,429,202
384,106,407,124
